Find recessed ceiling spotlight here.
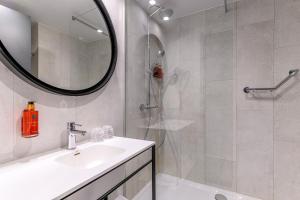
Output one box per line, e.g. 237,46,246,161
97,29,103,33
160,9,173,21
149,0,156,5
163,16,170,21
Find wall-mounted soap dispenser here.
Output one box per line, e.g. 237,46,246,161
21,102,39,138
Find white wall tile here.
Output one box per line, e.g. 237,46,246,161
274,46,300,143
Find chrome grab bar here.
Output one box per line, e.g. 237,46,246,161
243,69,299,93
139,104,159,112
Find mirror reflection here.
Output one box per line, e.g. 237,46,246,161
0,0,112,90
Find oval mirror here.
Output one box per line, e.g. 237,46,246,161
0,0,117,96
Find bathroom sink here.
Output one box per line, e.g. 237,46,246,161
55,145,125,169
0,137,154,200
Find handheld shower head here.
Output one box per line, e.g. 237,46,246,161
158,50,165,57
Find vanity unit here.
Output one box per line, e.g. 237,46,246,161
0,137,156,200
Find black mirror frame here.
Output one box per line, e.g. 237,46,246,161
0,0,118,96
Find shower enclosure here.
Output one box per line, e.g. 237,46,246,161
125,0,237,199
125,0,300,200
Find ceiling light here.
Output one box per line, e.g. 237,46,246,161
159,9,173,21
149,0,156,5
163,16,170,21
97,29,103,33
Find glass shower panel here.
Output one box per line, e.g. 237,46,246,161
161,13,205,183
125,0,235,199
203,5,236,190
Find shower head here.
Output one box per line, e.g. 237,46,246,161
149,5,173,21
159,8,173,21
158,50,165,57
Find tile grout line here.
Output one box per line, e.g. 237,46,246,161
272,0,276,200
234,1,238,193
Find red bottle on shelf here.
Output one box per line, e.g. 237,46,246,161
22,102,39,138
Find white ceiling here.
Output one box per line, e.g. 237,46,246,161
136,0,237,19
0,0,108,42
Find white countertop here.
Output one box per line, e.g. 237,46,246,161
0,137,154,200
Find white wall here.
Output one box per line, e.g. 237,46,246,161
0,0,125,164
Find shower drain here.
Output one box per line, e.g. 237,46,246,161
215,194,227,200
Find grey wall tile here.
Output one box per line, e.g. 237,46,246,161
206,80,234,110
205,4,236,34
274,141,300,200
275,0,300,47
178,13,205,62
237,144,274,200
237,109,273,147
236,109,274,200
206,108,234,161
205,156,236,190
237,0,274,26
181,132,205,183
205,30,234,81
237,21,274,110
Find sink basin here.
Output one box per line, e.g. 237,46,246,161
55,145,125,169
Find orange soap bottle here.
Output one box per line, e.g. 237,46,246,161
22,101,39,138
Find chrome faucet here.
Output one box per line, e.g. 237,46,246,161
67,122,86,150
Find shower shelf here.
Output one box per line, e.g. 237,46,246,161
243,69,299,93
140,119,194,132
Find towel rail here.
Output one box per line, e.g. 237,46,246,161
243,69,299,93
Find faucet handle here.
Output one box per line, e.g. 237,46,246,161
67,122,82,130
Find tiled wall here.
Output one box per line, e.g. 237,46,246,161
273,0,300,199
35,22,112,90
125,0,164,198
158,3,236,191
204,3,237,191
236,0,274,199
0,0,125,164
162,12,206,182
126,0,300,200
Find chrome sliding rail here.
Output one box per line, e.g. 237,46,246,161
243,69,299,93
